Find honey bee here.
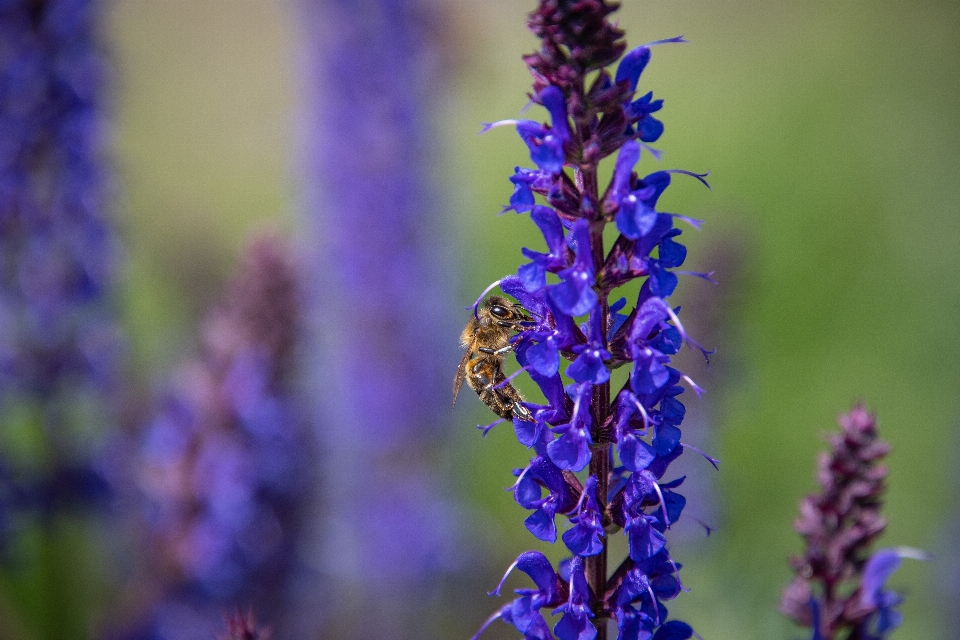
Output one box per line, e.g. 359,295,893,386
453,296,534,421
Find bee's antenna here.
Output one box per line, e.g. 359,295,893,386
467,278,505,319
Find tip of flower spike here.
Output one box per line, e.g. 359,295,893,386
641,35,688,47
666,169,712,190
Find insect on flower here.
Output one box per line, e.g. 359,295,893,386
453,296,534,421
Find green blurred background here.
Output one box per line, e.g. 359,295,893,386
105,0,959,638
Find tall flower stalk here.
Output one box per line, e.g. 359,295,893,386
0,1,117,635
299,0,461,637
780,405,924,640
128,234,308,639
470,2,713,639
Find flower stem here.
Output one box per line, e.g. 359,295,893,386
587,169,610,634
587,440,611,638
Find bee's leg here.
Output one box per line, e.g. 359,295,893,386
512,402,532,420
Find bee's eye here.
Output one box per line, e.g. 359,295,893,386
490,305,509,319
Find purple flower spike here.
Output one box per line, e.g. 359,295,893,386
781,406,923,640
0,0,121,558
473,3,711,637
132,235,308,636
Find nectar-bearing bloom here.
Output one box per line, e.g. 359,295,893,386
780,405,926,640
469,2,713,639
127,234,309,640
0,0,119,571
0,0,118,399
300,0,464,638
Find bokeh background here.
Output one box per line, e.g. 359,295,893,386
2,0,959,638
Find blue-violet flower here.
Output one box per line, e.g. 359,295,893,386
470,2,713,639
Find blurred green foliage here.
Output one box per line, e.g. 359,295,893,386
4,0,955,638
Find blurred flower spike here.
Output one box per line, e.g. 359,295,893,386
134,232,308,633
471,1,713,639
780,405,927,640
0,0,119,552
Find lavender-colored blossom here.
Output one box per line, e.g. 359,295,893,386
299,0,462,638
780,405,925,640
470,2,713,639
129,234,308,640
0,0,118,556
0,0,117,398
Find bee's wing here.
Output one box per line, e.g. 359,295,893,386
452,348,471,407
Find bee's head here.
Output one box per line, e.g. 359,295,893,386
484,296,531,325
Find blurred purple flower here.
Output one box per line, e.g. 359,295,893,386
299,0,463,637
780,405,925,640
0,0,119,553
472,2,712,639
0,0,118,398
130,234,309,639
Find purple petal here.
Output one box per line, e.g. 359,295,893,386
531,205,566,254
619,433,657,472
554,613,597,640
549,274,598,317
653,423,681,457
514,414,543,448
539,85,570,141
627,516,666,560
500,599,553,640
515,550,560,600
527,336,560,377
651,621,693,640
525,508,558,543
562,518,604,557
632,349,670,395
547,426,592,472
615,46,652,92
609,141,641,201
